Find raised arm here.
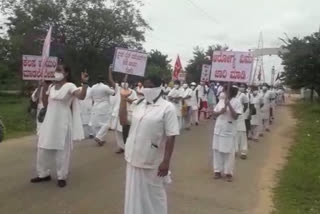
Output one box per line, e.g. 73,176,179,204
119,89,132,126
108,65,116,88
73,72,89,100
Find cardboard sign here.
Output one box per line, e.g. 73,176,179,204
22,55,58,80
113,48,148,77
201,64,211,82
210,51,254,83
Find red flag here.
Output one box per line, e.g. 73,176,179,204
41,26,52,79
173,55,182,80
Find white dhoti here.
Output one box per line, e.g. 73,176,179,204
125,163,168,214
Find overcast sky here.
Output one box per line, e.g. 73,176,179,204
140,0,320,83
1,0,319,83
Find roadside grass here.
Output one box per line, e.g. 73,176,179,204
0,94,35,140
273,101,320,214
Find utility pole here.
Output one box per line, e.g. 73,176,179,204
252,32,265,85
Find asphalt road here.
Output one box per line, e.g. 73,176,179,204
0,103,295,214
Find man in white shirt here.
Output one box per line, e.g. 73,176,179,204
162,82,171,100
119,75,180,214
89,76,115,146
260,83,272,132
235,84,249,159
182,83,193,130
168,80,183,130
189,82,199,126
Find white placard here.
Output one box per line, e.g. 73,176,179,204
113,48,148,77
201,64,211,82
22,55,58,80
210,51,254,83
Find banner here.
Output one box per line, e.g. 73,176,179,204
40,26,52,79
173,55,182,80
22,55,58,80
210,51,254,83
112,48,148,77
201,64,211,82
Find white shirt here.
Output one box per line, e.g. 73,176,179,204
168,87,183,116
79,87,93,125
198,85,209,101
250,94,263,125
125,97,180,169
190,87,198,110
182,87,193,106
89,83,115,127
236,92,249,131
214,98,242,137
136,86,144,98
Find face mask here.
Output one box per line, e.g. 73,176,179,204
174,84,179,89
142,87,162,103
191,86,195,90
253,90,258,95
121,82,129,89
164,84,168,88
54,72,64,81
262,86,267,91
183,84,188,89
239,87,245,93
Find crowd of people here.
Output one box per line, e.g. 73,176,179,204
29,63,286,214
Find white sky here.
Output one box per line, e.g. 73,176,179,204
140,0,320,83
1,1,320,83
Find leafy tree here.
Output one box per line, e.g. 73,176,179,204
185,44,227,82
145,49,172,81
0,0,150,86
280,31,320,100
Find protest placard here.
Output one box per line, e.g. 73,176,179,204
201,64,211,82
112,48,148,77
210,51,254,83
22,55,58,80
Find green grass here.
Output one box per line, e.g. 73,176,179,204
0,94,35,140
273,101,320,214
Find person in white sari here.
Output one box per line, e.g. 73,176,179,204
30,65,88,188
119,75,180,214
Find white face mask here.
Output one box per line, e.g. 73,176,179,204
174,84,179,89
262,86,267,91
253,90,258,95
142,87,162,103
191,86,195,90
121,82,129,89
54,72,64,81
183,84,188,89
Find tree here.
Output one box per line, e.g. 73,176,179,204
280,31,320,100
145,49,172,81
185,44,227,82
0,0,150,86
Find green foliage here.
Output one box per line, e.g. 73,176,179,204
0,0,150,85
273,102,320,214
146,49,172,81
0,94,35,139
185,44,227,82
280,32,320,97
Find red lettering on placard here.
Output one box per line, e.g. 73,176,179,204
239,55,253,64
212,53,234,63
214,70,227,78
230,70,246,80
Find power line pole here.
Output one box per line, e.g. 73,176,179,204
251,32,265,85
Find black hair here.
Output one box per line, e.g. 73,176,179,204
230,87,238,98
144,74,162,87
63,65,73,83
97,75,105,83
174,80,181,85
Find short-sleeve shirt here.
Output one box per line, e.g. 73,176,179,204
214,98,242,137
182,88,193,106
125,97,180,169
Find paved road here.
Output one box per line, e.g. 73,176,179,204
0,104,295,214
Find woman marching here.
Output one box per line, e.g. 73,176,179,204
212,84,242,182
30,64,89,188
